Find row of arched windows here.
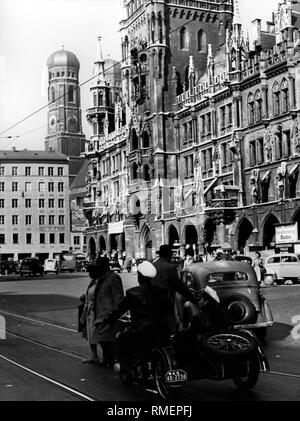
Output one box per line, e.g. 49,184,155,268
273,79,289,116
247,79,290,125
248,90,263,125
180,27,207,53
131,163,151,182
49,86,75,103
131,129,150,151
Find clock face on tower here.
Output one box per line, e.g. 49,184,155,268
49,115,57,132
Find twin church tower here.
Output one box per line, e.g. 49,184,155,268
45,48,86,180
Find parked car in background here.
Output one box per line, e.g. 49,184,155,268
178,261,274,341
59,252,76,273
75,253,88,272
0,259,19,275
44,259,59,275
264,253,300,285
19,258,44,277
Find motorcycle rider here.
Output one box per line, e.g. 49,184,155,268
152,245,198,333
103,260,173,375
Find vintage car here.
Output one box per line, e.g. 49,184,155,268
178,261,274,340
264,253,300,285
19,258,44,277
43,259,59,275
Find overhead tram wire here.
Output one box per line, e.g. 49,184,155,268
1,124,48,150
0,12,206,138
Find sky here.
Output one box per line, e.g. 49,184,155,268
0,0,280,151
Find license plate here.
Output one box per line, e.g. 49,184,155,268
165,369,187,384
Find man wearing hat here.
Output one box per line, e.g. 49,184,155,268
81,257,124,366
152,245,197,333
103,260,173,374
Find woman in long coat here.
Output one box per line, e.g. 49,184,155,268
81,257,124,366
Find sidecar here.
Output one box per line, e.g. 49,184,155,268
178,261,274,340
170,327,269,390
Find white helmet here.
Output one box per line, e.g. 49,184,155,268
137,261,157,278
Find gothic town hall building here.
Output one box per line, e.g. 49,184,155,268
83,0,300,260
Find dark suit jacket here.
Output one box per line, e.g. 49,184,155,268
152,257,196,331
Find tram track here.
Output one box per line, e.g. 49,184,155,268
1,309,300,401
0,353,97,401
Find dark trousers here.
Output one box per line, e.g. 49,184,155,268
100,341,117,365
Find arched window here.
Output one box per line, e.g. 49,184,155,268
131,129,139,150
180,27,189,50
248,93,255,125
68,86,74,102
185,66,190,91
144,165,150,181
273,82,280,116
93,92,97,107
158,12,163,44
281,78,289,113
198,30,207,52
151,12,156,44
51,87,55,102
99,92,104,106
132,162,138,180
142,132,150,148
255,90,263,122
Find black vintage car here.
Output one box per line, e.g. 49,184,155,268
178,261,274,340
19,258,44,277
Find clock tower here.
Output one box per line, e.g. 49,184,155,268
45,48,86,181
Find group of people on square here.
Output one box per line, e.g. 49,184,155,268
78,244,226,370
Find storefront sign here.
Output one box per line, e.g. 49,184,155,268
108,221,124,235
275,244,294,254
275,223,298,244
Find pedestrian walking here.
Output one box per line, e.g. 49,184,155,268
253,252,265,284
80,257,124,366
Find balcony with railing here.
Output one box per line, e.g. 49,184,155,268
176,72,228,110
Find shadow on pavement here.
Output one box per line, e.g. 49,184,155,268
267,322,293,342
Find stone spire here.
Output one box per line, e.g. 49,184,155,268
93,35,106,85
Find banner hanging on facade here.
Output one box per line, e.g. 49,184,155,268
108,221,124,235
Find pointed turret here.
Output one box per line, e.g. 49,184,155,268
93,36,106,86
233,0,241,27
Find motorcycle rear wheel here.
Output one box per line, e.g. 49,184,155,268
233,358,260,390
152,350,174,400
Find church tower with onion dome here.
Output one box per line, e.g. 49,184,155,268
45,48,86,181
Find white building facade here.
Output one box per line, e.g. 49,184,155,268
0,149,70,262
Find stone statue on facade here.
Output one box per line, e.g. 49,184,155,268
250,169,260,204
276,162,287,200
264,126,274,162
291,116,300,154
174,184,183,217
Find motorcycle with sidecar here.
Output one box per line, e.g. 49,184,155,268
115,307,270,400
